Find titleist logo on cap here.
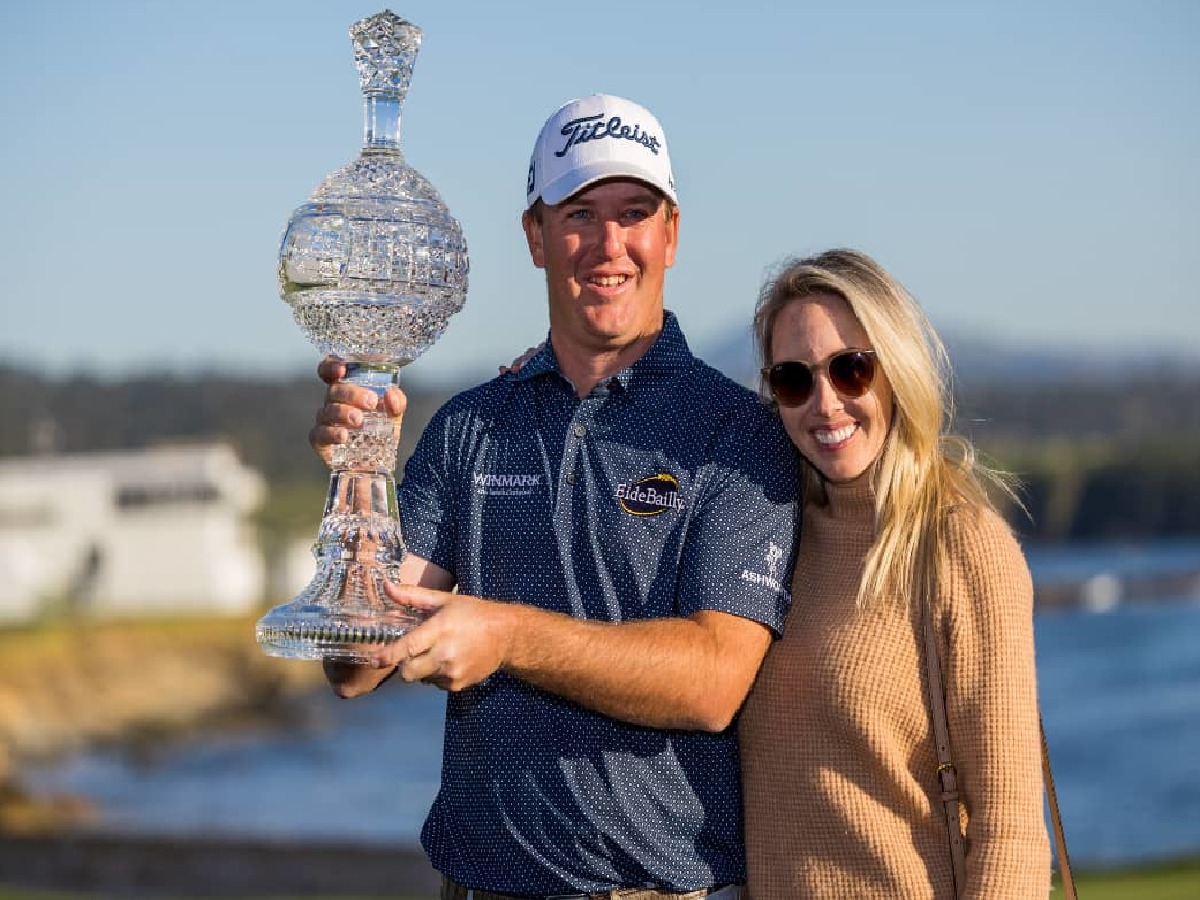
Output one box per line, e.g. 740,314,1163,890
555,113,663,158
526,93,677,207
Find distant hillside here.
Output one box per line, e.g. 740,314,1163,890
3,351,1200,542
0,366,450,484
5,334,1200,464
696,331,1200,542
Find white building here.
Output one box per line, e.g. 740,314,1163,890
0,444,266,621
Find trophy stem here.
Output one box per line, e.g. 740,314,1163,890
255,363,424,662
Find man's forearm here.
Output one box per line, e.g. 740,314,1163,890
498,604,771,732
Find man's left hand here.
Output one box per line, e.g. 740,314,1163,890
375,583,516,692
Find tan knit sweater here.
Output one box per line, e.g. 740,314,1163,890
739,474,1051,898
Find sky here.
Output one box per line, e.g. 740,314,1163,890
2,0,1197,386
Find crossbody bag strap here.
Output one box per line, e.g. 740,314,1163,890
1041,713,1078,899
923,602,1079,900
921,610,968,897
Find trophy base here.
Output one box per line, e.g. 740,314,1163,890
257,459,417,664
256,605,425,663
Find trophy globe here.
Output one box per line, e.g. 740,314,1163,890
256,11,468,662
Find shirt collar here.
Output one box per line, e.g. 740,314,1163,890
512,310,692,392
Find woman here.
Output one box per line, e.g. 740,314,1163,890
738,248,1050,898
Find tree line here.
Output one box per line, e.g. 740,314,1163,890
2,365,1198,542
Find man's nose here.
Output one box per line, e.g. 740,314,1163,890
601,219,624,257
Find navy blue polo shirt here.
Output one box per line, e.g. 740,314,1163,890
398,312,798,895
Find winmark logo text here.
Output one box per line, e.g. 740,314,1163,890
474,472,542,497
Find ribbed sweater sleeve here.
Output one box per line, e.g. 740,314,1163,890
941,506,1051,898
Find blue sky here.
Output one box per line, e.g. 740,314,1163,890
2,0,1197,385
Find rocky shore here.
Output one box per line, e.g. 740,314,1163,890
0,615,324,832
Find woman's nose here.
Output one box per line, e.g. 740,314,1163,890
811,371,845,415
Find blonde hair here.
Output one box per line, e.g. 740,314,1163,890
753,248,1018,608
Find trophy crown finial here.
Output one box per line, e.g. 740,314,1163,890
351,10,423,100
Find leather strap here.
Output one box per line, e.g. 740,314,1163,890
921,607,1077,899
1041,713,1078,900
921,614,968,896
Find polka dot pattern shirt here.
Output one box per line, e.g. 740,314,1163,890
398,312,799,894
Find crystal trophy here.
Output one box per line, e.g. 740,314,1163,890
256,11,468,661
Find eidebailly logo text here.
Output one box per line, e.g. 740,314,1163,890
616,473,685,517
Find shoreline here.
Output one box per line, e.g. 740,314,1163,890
0,615,324,832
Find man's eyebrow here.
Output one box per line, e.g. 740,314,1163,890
559,188,661,210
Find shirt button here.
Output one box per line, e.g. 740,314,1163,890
573,424,586,438
566,473,577,485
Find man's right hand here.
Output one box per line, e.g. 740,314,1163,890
308,357,408,467
498,343,544,375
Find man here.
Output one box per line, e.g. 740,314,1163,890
312,94,798,900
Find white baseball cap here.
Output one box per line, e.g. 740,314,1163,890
525,94,677,208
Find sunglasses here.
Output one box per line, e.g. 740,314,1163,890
762,349,878,407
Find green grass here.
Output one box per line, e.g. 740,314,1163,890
1051,856,1200,899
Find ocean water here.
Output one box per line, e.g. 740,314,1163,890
1036,601,1200,865
27,679,447,845
24,542,1200,869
